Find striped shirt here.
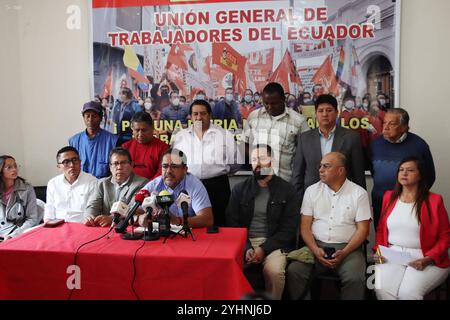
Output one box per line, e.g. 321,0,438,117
244,107,309,182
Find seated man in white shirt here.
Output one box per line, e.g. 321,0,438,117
286,152,371,300
44,146,97,223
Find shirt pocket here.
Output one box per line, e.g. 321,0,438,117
339,202,357,225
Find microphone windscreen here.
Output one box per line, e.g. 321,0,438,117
135,189,150,203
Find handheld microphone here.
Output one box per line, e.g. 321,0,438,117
115,189,150,234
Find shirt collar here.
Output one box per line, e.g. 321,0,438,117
63,172,82,186
112,175,132,188
260,107,288,120
318,125,337,139
388,132,408,144
323,179,349,196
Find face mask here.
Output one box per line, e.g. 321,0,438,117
172,98,180,107
303,98,311,104
117,96,123,102
226,94,233,102
379,99,386,106
138,101,144,106
144,102,152,110
196,94,205,100
254,95,260,102
161,90,169,96
288,101,296,108
244,95,252,103
363,103,369,110
344,101,355,110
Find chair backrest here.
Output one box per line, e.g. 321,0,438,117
36,199,45,224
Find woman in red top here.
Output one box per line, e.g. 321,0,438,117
373,157,449,300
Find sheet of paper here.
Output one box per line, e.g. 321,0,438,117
379,245,414,266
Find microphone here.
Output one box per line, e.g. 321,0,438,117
174,190,196,241
142,192,159,212
115,189,150,234
156,190,174,237
176,190,191,226
108,199,129,231
142,192,160,241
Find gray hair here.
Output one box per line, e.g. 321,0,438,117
386,108,410,129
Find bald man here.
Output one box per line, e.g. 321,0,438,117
286,152,372,300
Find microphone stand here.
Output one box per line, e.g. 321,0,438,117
122,215,143,240
171,204,195,241
143,208,159,241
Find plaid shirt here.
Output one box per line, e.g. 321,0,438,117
244,108,309,182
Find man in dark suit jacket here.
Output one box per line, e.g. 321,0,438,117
292,94,366,202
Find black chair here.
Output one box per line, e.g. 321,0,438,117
34,186,47,203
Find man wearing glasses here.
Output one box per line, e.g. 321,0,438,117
286,152,371,300
44,146,97,223
85,147,148,227
138,148,213,228
122,112,168,181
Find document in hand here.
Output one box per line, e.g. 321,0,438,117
379,245,414,266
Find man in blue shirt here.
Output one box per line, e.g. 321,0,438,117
69,101,118,178
139,148,213,228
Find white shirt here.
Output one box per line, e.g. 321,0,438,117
172,124,238,179
44,171,97,222
244,107,309,182
301,179,372,244
387,200,421,249
319,125,336,156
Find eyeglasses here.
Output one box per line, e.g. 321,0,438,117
3,164,20,171
110,161,131,168
58,157,80,168
162,163,184,170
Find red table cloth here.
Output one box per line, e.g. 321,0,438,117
0,223,253,300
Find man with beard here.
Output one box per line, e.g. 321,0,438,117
138,148,213,228
226,144,300,300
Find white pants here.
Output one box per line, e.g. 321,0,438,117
375,245,449,300
250,237,288,300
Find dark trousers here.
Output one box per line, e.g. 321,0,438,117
201,174,230,227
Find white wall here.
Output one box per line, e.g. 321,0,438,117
399,0,450,204
1,0,449,205
0,0,91,184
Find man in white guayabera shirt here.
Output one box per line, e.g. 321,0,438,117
286,152,372,300
44,146,97,223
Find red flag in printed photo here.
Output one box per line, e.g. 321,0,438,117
312,55,339,95
268,49,302,93
102,67,113,98
166,43,194,71
212,42,247,94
